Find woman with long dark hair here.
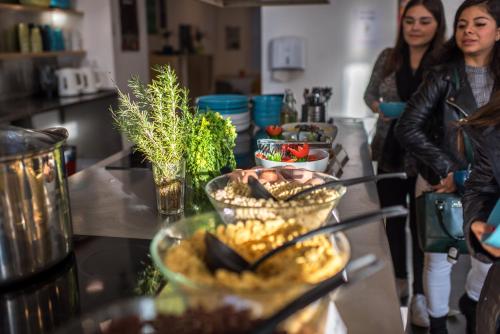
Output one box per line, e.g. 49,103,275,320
461,91,500,334
364,0,446,327
396,0,500,333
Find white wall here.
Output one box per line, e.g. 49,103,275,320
77,0,115,88
111,0,150,92
261,0,467,119
445,0,464,37
78,0,150,91
262,0,398,118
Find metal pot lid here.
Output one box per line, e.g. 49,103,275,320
0,126,68,161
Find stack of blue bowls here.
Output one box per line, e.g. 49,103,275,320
197,95,250,132
252,95,283,128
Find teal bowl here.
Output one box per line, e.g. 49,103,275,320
379,102,406,119
252,94,283,103
197,95,248,110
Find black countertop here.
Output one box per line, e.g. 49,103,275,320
0,236,152,334
0,90,118,122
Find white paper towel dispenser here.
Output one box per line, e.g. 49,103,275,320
270,36,305,71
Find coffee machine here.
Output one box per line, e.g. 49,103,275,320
301,87,332,123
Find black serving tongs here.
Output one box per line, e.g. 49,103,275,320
250,254,383,334
248,172,407,201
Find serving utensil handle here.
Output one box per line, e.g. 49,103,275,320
286,172,407,201
250,255,383,334
249,206,407,271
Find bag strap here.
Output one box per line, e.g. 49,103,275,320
434,199,465,241
462,131,474,166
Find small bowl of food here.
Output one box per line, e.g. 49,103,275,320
281,123,337,145
204,167,346,227
255,148,329,172
254,142,330,172
379,102,406,119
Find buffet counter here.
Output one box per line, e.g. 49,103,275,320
65,118,404,333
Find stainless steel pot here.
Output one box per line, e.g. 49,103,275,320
0,255,79,333
0,126,73,285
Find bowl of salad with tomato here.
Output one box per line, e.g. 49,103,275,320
255,142,330,172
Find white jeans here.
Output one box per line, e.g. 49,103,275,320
416,175,492,318
423,253,491,317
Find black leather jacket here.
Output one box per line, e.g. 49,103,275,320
463,125,500,334
396,61,485,185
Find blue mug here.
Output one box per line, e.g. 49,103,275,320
379,102,406,119
453,170,470,193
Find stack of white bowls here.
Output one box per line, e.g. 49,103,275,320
197,95,250,132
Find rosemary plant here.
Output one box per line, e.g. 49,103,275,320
111,65,193,182
112,65,237,214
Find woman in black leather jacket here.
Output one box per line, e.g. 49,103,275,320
462,91,500,334
396,1,500,333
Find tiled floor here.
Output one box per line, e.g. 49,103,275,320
405,245,470,333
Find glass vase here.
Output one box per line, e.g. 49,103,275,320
152,160,185,215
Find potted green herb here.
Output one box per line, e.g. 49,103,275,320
111,66,192,215
111,65,237,215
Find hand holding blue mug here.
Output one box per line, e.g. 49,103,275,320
453,169,470,194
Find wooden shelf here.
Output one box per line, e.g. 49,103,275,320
0,3,83,16
0,50,86,60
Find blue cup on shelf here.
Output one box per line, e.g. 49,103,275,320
51,0,71,8
50,28,65,51
453,169,470,194
379,102,406,119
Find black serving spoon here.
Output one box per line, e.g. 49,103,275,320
248,175,279,200
250,254,384,334
247,173,407,201
204,205,407,274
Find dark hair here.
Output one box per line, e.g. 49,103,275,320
436,0,500,81
464,90,500,128
457,90,500,153
383,0,446,77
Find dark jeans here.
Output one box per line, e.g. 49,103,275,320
377,168,424,294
